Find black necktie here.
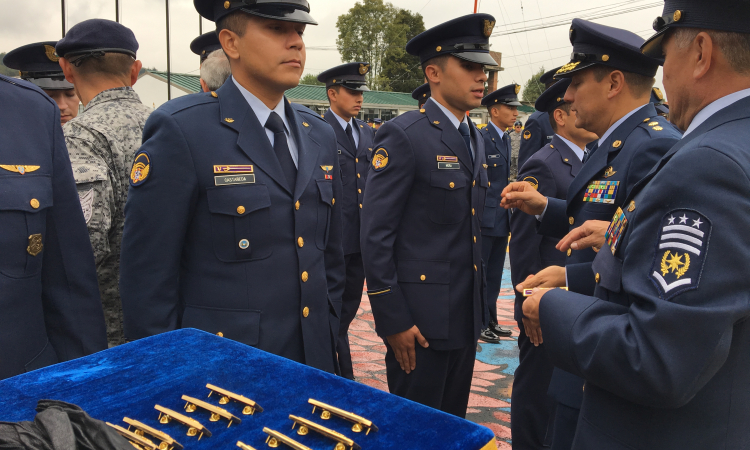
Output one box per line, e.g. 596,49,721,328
583,141,598,164
345,123,357,152
458,122,474,164
265,111,297,188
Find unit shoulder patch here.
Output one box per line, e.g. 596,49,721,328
78,188,94,224
372,147,389,171
130,152,151,187
523,176,539,190
523,130,531,140
649,209,711,300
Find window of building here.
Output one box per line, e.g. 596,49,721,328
380,109,398,121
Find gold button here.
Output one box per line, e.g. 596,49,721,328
488,182,491,187
301,271,309,282
595,273,600,283
627,201,636,212
237,205,245,214
602,54,609,62
473,236,477,243
355,158,359,163
420,109,426,113
436,46,442,52
239,239,249,249
357,173,361,178
303,307,309,318
569,217,575,225
582,383,586,392
217,331,224,337
449,182,455,188
420,275,426,281
358,189,362,194
472,180,476,187
474,264,477,271
295,201,300,210
298,237,304,247
673,9,682,21
567,249,572,257
612,140,622,148
30,198,39,209
359,204,362,209
472,208,475,215
332,198,335,205
223,0,230,8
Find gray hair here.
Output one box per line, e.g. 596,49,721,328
673,28,750,75
200,49,231,91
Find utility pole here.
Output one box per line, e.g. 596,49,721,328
61,0,66,37
474,0,478,13
166,0,171,100
199,15,202,35
116,0,120,22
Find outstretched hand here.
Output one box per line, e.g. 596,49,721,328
500,181,548,215
556,220,610,253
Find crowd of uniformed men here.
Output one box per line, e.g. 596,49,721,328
2,0,749,448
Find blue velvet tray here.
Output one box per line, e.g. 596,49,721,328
0,329,495,450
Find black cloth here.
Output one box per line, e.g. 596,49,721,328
481,235,507,325
345,123,357,154
385,342,476,418
336,252,366,379
458,122,474,164
0,400,131,450
265,111,297,189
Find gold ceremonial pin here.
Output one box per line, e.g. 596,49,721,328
155,405,212,440
182,395,241,427
123,417,183,450
523,287,569,297
263,427,312,450
206,383,264,415
290,415,361,450
237,442,258,450
107,423,159,450
308,399,378,435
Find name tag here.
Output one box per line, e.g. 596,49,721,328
438,162,460,170
215,174,255,186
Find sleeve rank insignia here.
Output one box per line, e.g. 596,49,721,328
372,148,389,171
130,152,151,187
650,209,710,300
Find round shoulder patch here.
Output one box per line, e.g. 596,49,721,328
130,152,151,186
372,148,389,171
523,176,538,190
523,130,532,140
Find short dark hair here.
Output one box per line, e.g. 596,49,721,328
71,52,134,79
548,102,573,132
673,28,750,75
326,85,340,103
590,65,655,99
421,54,451,78
217,10,250,37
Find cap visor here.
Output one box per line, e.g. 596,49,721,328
553,61,596,79
453,51,499,67
243,8,318,25
26,77,74,90
641,28,668,58
343,85,369,92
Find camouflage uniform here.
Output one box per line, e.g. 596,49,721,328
508,129,522,181
63,87,151,347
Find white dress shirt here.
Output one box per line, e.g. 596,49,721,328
682,88,750,137
597,104,648,147
556,134,586,161
330,108,360,147
232,76,299,167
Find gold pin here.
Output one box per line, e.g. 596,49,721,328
309,399,378,435
433,121,440,125
211,91,218,98
123,418,183,450
289,415,361,450
612,140,622,148
237,442,258,450
648,121,659,126
27,234,43,256
603,166,616,178
627,201,636,212
107,423,159,450
436,46,442,52
182,395,241,427
652,126,663,131
303,122,310,127
155,405,211,440
206,384,263,415
263,428,312,450
602,55,610,62
224,118,235,123
673,10,682,21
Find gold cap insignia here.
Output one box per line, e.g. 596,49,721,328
484,20,496,38
130,152,151,186
612,140,622,148
44,45,59,62
603,166,617,178
653,87,664,101
359,63,370,75
673,10,682,22
524,176,539,190
556,61,581,75
372,148,389,171
515,85,521,95
0,165,40,175
523,130,531,140
224,0,230,8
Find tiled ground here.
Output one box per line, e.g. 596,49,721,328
351,259,516,449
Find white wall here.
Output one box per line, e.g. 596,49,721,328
133,73,192,110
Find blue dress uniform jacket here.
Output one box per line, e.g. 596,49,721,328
120,80,346,373
518,111,554,170
540,96,750,450
0,75,106,380
538,104,680,413
361,100,488,350
480,124,510,237
323,109,374,255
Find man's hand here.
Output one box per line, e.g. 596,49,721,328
500,181,548,215
516,266,566,292
556,220,610,253
386,325,429,374
522,289,546,346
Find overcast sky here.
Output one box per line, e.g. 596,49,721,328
1,0,666,98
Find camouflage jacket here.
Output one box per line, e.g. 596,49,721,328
63,87,151,347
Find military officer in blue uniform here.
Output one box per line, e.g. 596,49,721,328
651,87,670,118
361,13,497,417
501,19,681,449
0,74,107,380
518,66,559,170
520,1,750,447
3,41,80,126
508,78,597,450
479,83,521,342
317,62,376,379
120,0,346,374
190,31,222,65
411,83,430,109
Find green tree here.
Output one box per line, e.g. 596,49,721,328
300,73,324,85
336,0,422,91
0,53,19,77
380,9,425,93
521,67,546,103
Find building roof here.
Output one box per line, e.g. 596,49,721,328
147,70,202,93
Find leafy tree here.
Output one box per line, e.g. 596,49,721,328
300,73,324,85
0,53,19,77
380,9,425,93
521,67,546,103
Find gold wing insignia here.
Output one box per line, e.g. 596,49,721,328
320,165,333,172
0,165,40,174
44,45,59,62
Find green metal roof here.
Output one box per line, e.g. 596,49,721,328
148,71,202,93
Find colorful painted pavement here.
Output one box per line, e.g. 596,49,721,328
351,259,517,449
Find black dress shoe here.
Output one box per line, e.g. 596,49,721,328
479,328,501,343
489,322,513,337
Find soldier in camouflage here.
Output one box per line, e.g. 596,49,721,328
56,19,151,347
